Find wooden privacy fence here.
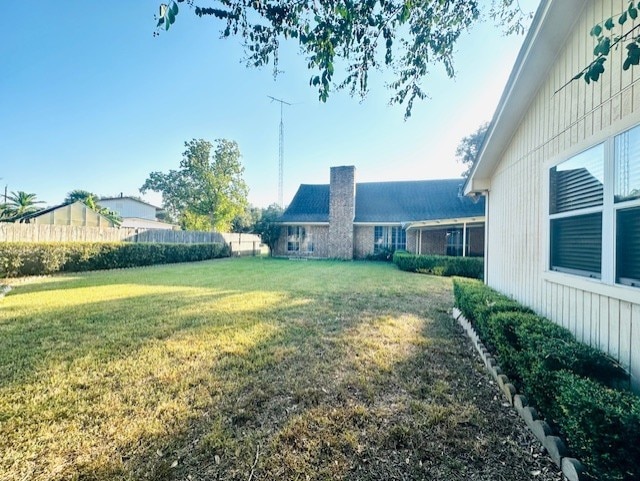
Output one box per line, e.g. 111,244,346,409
0,224,263,256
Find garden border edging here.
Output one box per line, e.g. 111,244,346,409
452,307,587,481
0,284,11,299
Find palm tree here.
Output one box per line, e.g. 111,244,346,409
64,189,97,205
3,191,44,219
64,188,122,226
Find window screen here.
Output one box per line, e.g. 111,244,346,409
550,212,602,277
617,207,640,286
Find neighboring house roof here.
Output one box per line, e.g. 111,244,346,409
15,200,116,226
13,203,63,221
465,0,585,194
280,179,484,224
100,196,162,210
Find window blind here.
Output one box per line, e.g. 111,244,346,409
550,213,602,277
550,144,604,214
617,207,640,286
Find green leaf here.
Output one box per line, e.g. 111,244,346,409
594,37,611,56
165,16,171,30
399,4,410,23
590,24,603,37
630,7,638,20
624,58,632,70
168,9,175,24
157,17,165,27
171,2,179,16
604,17,615,30
619,11,628,25
572,71,584,81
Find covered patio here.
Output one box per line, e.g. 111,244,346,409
405,217,485,257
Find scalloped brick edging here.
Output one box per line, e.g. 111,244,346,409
0,284,12,299
452,307,587,481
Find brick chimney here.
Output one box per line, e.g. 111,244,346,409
328,166,356,259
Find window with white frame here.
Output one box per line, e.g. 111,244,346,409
614,125,640,286
446,228,466,257
305,232,314,253
548,124,640,287
374,226,406,252
287,226,305,252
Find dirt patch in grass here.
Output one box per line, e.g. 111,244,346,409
0,258,560,480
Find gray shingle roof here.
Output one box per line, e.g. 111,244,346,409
279,184,330,223
279,179,484,224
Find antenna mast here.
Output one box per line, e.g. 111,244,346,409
268,96,292,208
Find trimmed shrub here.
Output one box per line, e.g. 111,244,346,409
0,242,230,277
452,277,532,341
365,247,396,262
393,252,483,279
452,278,636,481
552,371,640,481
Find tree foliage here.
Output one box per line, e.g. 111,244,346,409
456,122,489,178
155,1,531,118
64,190,98,205
2,191,44,219
253,203,283,256
231,205,262,233
557,1,640,92
140,139,249,232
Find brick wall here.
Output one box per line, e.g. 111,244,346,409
353,226,374,259
406,230,418,253
467,225,485,257
421,229,447,255
328,166,355,259
273,225,329,258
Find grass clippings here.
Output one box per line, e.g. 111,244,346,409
0,258,561,481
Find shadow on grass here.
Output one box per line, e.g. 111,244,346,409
0,259,551,481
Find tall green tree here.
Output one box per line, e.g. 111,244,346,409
456,122,489,178
155,1,531,118
3,191,44,219
231,205,262,233
253,204,283,257
140,139,249,232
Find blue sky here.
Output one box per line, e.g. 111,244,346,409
1,1,540,208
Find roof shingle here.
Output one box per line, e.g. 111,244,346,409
279,179,484,224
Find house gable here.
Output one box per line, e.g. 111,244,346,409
468,0,640,390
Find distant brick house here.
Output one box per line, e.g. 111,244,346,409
274,166,485,259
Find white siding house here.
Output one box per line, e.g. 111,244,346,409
466,0,640,390
99,196,159,220
99,196,177,230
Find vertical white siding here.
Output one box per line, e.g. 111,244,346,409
487,0,640,388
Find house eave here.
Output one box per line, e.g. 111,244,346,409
405,216,486,230
465,0,586,195
277,221,329,226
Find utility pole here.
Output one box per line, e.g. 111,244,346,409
268,96,292,208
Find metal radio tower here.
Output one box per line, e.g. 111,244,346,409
268,96,291,208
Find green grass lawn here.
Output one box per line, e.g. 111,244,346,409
0,258,558,481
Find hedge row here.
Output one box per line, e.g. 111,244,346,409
393,251,483,279
0,242,230,277
453,278,639,481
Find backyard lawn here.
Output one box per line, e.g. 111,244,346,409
0,258,560,481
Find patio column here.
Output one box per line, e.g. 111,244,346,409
418,229,422,255
462,221,467,257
